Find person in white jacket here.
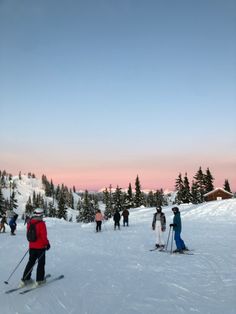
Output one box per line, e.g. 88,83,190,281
152,206,166,249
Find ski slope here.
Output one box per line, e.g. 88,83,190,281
1,199,236,314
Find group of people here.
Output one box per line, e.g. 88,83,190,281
152,206,187,253
5,204,187,290
95,208,130,232
0,213,18,235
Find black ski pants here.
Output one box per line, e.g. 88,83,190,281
22,248,46,282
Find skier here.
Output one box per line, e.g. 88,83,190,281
0,214,8,233
95,209,103,232
152,206,166,249
170,206,188,253
113,210,121,230
19,208,50,288
9,213,18,235
122,208,129,226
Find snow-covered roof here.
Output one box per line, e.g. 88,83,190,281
204,187,233,197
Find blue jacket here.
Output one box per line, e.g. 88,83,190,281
173,212,182,233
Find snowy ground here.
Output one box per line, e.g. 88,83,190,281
1,199,236,314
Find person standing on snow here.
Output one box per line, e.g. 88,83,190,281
152,206,166,249
122,208,129,227
0,214,8,233
95,209,103,232
170,206,188,253
113,210,121,230
9,213,18,235
19,208,50,288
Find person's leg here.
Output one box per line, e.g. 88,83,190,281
174,231,182,250
22,250,38,281
36,249,46,282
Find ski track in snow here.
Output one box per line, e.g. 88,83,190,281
1,199,236,314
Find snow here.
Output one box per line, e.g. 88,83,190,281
1,197,236,314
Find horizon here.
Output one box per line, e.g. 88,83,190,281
1,1,235,193
4,168,235,193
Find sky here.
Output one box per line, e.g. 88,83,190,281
0,0,236,192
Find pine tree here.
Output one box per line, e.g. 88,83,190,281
134,175,143,207
204,168,214,193
126,183,134,208
223,179,232,193
0,188,5,214
147,191,155,207
113,185,124,211
193,167,205,203
182,173,191,203
78,190,95,223
57,190,67,220
103,185,114,219
48,201,57,217
191,181,201,204
175,173,185,204
154,189,165,207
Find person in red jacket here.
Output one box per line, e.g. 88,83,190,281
19,208,50,287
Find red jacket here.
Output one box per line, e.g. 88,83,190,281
27,219,49,249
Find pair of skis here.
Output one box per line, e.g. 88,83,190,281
5,274,64,295
150,247,194,255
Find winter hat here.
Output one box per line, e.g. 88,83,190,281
172,207,179,213
33,208,44,217
156,206,162,211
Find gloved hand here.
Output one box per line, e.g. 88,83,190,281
46,243,51,250
169,224,174,227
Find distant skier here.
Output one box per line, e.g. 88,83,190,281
152,206,166,249
19,208,50,288
122,208,129,227
0,214,8,233
95,209,103,232
170,207,188,253
113,210,121,230
9,213,18,235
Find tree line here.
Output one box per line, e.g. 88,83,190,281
0,168,233,223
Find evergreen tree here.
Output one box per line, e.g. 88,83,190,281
175,173,185,204
126,183,134,208
78,190,95,223
154,189,165,207
182,173,191,203
104,185,114,219
25,196,34,215
48,201,57,217
223,179,232,193
147,191,155,207
193,167,205,203
191,180,201,204
113,185,123,211
10,190,18,210
57,190,67,220
0,188,5,214
134,175,143,207
204,168,214,193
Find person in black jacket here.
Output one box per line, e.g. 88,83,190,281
122,208,129,226
113,210,121,230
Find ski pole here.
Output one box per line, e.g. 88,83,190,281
170,227,174,254
22,250,46,281
4,249,29,284
165,225,172,251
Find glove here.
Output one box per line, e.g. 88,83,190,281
169,224,174,227
46,243,51,251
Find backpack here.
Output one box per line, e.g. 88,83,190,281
27,221,39,242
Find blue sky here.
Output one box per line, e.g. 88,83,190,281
0,0,236,191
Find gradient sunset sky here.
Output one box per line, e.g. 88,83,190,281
0,0,236,192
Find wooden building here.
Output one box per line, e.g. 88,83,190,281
204,188,233,202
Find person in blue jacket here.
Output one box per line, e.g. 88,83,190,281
9,213,18,235
170,207,187,253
